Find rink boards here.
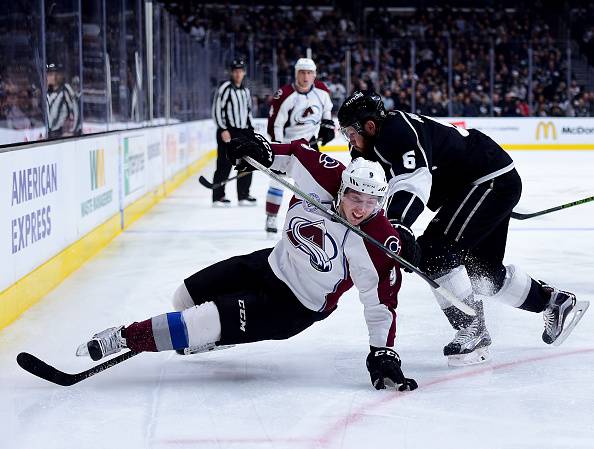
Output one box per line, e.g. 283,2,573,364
0,121,217,330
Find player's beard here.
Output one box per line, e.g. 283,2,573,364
354,133,375,155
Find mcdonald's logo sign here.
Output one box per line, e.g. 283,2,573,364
90,149,105,190
536,121,557,140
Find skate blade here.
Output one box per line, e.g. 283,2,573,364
75,342,90,357
179,343,235,355
552,300,590,347
447,347,490,367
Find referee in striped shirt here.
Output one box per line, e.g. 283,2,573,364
211,59,256,207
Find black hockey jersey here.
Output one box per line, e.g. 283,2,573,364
362,111,515,226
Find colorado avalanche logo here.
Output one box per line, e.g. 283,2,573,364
385,235,401,255
303,192,321,213
319,153,340,168
294,104,322,125
286,217,338,272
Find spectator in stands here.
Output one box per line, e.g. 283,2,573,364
381,89,395,110
2,78,33,130
164,3,594,119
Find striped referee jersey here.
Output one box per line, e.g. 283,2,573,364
212,80,253,130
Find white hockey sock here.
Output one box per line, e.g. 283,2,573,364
488,264,532,308
431,265,474,310
172,283,195,311
266,179,284,215
181,301,222,347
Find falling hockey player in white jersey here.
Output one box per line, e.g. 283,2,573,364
264,58,335,234
337,91,589,367
77,133,419,391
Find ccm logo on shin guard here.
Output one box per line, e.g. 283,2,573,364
238,299,247,332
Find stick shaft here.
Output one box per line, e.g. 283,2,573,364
198,171,249,190
511,195,594,220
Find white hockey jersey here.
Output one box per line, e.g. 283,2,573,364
267,140,404,348
267,81,333,143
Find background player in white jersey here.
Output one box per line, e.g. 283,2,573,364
77,133,419,391
337,91,589,366
265,58,335,234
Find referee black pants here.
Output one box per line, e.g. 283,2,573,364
184,248,333,346
212,128,253,201
418,169,522,289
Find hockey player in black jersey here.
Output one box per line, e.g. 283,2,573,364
338,91,589,366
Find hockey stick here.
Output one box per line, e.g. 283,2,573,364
511,195,594,220
243,156,475,316
16,350,139,386
17,342,235,386
198,171,249,190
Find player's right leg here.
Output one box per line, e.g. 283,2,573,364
76,301,223,361
77,249,332,361
470,221,589,346
485,264,589,345
428,264,492,367
77,281,331,361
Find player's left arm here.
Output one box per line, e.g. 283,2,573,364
346,224,400,349
314,81,335,145
380,112,433,227
347,223,417,391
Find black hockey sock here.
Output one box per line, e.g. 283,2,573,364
443,299,483,330
518,279,549,313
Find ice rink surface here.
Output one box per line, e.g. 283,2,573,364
1,150,593,449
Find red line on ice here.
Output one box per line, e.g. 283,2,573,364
316,347,594,447
154,348,594,447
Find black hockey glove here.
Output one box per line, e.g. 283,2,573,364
318,118,336,145
307,135,320,151
227,133,274,172
389,220,422,273
366,347,418,391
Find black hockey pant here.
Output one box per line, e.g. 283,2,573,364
418,169,522,289
184,248,333,346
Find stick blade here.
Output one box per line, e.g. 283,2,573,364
198,176,214,189
17,352,77,386
510,211,532,220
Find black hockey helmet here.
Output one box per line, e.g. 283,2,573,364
337,91,386,136
230,58,246,70
46,62,64,72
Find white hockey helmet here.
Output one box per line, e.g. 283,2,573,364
295,57,316,74
336,158,388,212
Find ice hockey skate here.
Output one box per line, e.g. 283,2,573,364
443,313,492,367
265,214,278,234
212,197,232,208
238,195,257,207
540,282,590,346
76,326,127,361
